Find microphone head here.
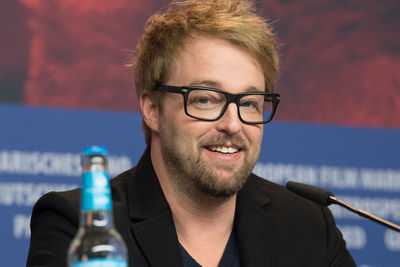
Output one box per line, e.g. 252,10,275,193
286,181,334,206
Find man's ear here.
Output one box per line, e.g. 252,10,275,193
140,93,159,133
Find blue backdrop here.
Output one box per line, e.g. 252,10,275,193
1,104,399,266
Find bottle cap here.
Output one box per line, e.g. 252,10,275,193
81,145,109,156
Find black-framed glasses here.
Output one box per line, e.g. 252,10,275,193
156,85,280,124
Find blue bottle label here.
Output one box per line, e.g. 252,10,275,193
71,258,127,267
81,171,112,211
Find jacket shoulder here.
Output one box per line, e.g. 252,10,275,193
30,167,135,220
27,167,135,266
246,175,356,266
250,175,322,209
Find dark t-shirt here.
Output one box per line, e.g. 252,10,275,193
179,231,241,267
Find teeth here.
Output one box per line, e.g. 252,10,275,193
209,146,238,154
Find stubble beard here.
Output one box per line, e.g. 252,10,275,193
159,120,261,201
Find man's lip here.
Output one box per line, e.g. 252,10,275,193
203,146,242,161
204,144,242,154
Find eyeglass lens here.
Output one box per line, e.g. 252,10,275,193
186,89,274,123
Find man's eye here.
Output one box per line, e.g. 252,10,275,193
241,101,253,107
197,97,210,104
241,101,257,109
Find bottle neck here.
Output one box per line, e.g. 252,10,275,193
80,167,114,229
80,209,114,229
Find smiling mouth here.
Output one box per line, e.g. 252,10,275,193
206,145,240,154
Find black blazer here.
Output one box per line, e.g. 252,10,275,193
27,149,356,267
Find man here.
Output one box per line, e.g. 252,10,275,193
27,0,356,266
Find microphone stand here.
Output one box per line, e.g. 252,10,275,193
329,196,400,233
286,181,400,233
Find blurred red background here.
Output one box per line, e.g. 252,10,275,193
1,0,400,128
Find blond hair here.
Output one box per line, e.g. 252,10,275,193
130,0,279,145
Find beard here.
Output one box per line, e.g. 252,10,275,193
158,117,261,199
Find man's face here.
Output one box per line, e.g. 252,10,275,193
157,33,265,198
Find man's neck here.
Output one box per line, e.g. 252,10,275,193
171,194,236,267
167,183,237,237
150,142,237,267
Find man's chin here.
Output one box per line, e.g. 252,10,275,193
197,173,248,197
198,181,239,198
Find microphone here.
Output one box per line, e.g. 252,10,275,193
286,181,400,233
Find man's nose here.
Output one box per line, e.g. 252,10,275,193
215,103,242,135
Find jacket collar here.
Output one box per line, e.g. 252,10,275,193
126,147,276,267
126,147,183,267
235,176,276,267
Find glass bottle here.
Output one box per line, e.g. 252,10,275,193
67,146,128,267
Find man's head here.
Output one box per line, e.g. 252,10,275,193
131,0,279,145
151,32,267,198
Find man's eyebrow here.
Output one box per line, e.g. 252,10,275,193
188,81,264,92
245,86,264,92
188,80,219,88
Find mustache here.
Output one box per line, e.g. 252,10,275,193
199,135,248,150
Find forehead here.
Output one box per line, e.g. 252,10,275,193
166,33,265,92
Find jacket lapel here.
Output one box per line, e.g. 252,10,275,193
130,212,183,267
124,149,276,267
126,148,184,267
235,176,276,267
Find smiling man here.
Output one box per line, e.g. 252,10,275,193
142,33,267,266
27,1,356,266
